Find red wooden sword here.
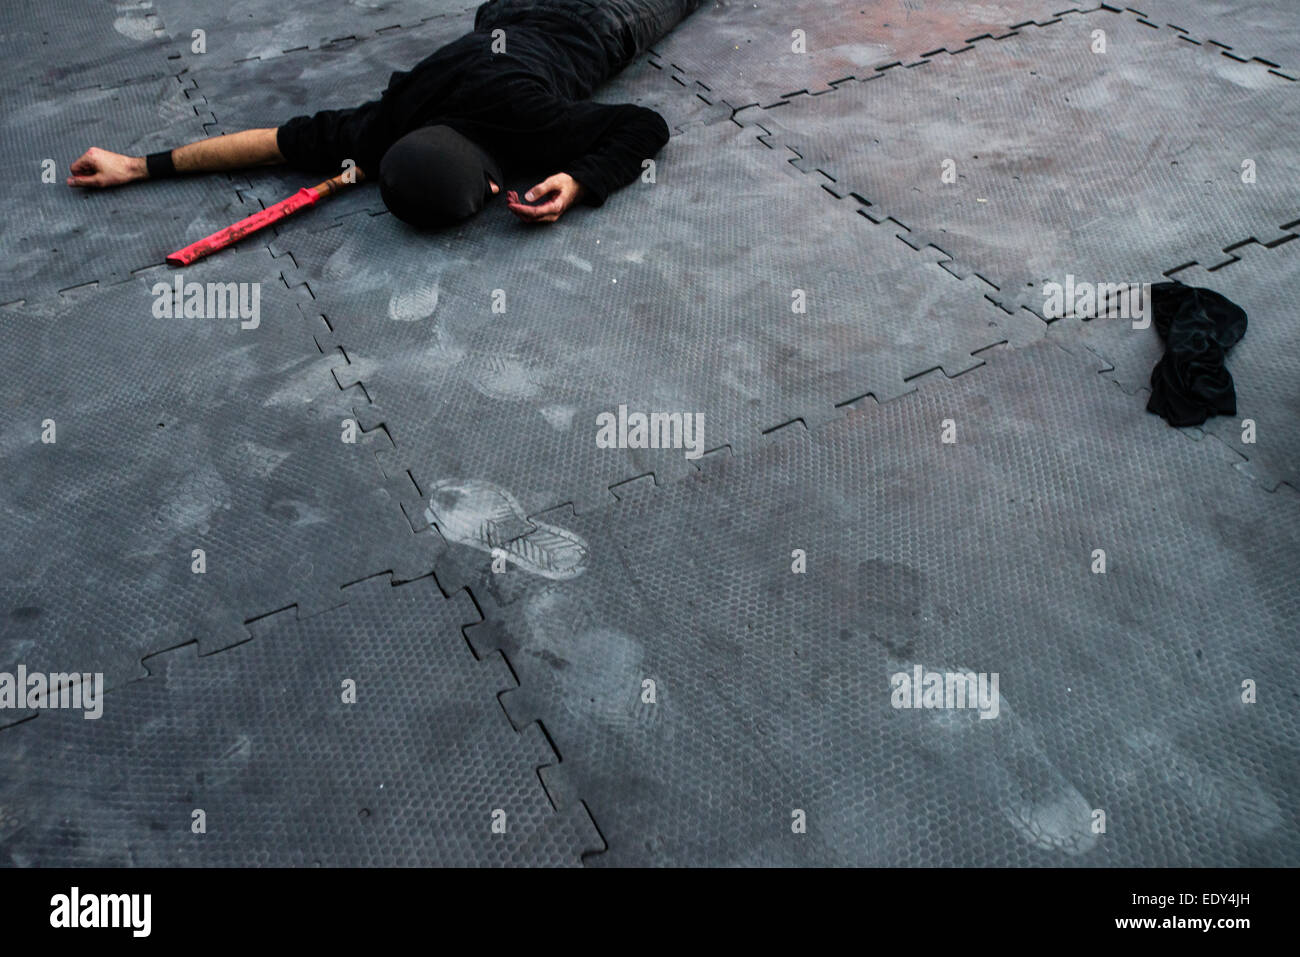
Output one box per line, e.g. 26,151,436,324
165,170,361,266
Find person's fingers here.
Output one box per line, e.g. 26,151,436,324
510,203,563,225
69,151,98,174
523,175,565,202
508,204,546,222
527,174,582,202
508,175,577,223
525,195,565,217
505,195,548,218
506,190,541,214
504,197,537,219
506,199,564,224
68,149,113,187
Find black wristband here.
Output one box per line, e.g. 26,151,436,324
145,150,177,180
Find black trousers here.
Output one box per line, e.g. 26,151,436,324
474,0,708,86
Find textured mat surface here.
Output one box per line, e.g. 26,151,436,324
747,8,1300,313
1132,0,1300,75
279,118,1039,525
153,0,477,68
649,0,1087,106
0,72,259,304
454,337,1299,866
0,576,599,865
1,0,1297,869
0,0,173,92
0,249,432,701
1056,237,1300,491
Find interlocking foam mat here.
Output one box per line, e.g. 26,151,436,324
452,337,1299,866
743,7,1299,314
649,0,1087,106
1,0,1296,867
279,117,1040,521
0,576,599,865
0,248,433,698
1131,0,1300,76
1059,237,1300,491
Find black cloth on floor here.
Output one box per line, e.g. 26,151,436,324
277,0,706,207
1146,280,1248,428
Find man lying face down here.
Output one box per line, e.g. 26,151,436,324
66,0,707,226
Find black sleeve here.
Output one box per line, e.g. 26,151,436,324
276,99,390,178
557,102,671,207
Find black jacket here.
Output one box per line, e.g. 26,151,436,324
276,1,675,206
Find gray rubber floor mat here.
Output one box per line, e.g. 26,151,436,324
6,0,1296,871
588,46,733,132
0,73,259,304
153,0,477,69
186,18,468,131
0,1,173,92
1055,237,1300,492
273,118,1039,526
1131,0,1300,76
747,8,1300,314
181,18,471,225
649,0,1090,107
192,26,726,225
454,337,1299,866
0,248,432,703
0,576,599,866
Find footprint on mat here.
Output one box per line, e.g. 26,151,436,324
113,15,158,41
424,480,588,580
899,661,1099,857
1124,728,1282,840
521,586,647,728
321,240,381,284
388,283,439,322
539,405,577,431
151,462,232,537
156,93,200,126
464,352,544,401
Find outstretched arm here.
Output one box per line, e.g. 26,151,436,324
561,103,669,207
506,101,670,225
67,128,285,189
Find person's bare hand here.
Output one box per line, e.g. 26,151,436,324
506,173,583,224
67,148,146,188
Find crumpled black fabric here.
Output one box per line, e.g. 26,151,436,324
1146,280,1248,427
